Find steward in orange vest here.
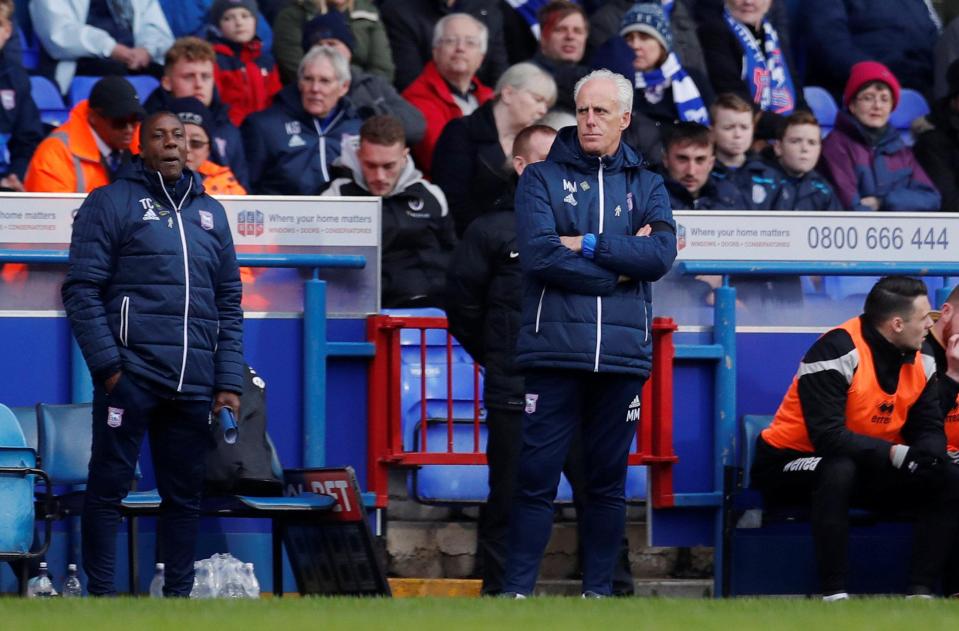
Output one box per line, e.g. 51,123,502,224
751,276,959,600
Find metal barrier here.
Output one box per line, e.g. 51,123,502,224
365,313,680,510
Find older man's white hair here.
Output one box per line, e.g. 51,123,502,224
299,44,351,85
432,13,488,55
573,69,633,114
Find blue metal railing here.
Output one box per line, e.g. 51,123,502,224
675,261,956,597
0,249,373,468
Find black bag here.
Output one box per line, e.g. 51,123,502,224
204,364,283,496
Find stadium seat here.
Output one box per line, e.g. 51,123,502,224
802,87,838,137
9,406,37,452
69,75,159,107
890,89,930,146
29,76,69,128
18,27,39,71
0,403,52,595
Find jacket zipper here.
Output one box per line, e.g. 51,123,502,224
159,174,194,392
594,158,605,372
535,286,546,333
644,299,649,343
314,112,343,184
120,296,130,347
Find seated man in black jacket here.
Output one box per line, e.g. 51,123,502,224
323,114,454,308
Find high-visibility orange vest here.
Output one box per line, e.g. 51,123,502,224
762,317,929,453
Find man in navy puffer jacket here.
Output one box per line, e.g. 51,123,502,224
503,69,677,598
62,111,244,596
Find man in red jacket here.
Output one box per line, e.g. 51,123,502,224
401,13,492,177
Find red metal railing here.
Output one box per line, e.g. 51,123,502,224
366,314,679,509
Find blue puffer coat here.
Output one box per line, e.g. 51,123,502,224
514,127,677,377
62,160,244,399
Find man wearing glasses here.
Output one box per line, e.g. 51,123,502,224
25,76,144,192
402,13,493,177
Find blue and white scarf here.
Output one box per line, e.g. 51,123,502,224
722,8,796,115
634,52,710,124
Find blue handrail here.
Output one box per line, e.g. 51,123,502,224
679,261,959,276
0,249,370,469
0,250,366,270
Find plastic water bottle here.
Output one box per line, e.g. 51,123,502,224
241,563,260,599
190,562,215,599
220,565,247,599
27,562,57,598
62,563,82,598
149,563,165,598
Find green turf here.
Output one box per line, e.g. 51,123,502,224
1,597,959,630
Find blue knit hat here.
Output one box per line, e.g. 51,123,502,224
302,11,356,53
619,2,673,53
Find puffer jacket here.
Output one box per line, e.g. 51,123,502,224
821,111,941,211
62,159,244,398
212,35,282,127
323,135,455,308
514,127,677,377
242,83,362,194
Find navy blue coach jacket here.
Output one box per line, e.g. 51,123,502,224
514,126,677,378
62,159,244,399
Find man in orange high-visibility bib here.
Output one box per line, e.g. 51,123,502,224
752,276,959,600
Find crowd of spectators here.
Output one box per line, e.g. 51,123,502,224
0,0,957,307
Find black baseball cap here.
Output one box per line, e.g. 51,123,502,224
88,76,146,120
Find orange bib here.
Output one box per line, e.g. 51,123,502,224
762,317,928,453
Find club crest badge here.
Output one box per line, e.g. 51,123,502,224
107,407,124,428
199,210,214,230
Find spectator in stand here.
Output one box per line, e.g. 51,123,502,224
208,0,281,126
30,0,173,93
25,76,143,192
145,37,250,189
915,59,959,212
169,96,246,194
935,17,959,101
382,0,507,92
301,12,425,144
660,121,742,209
697,0,804,141
242,44,360,194
592,2,712,167
589,0,707,82
708,93,754,185
323,115,453,308
158,0,273,48
821,61,941,212
401,13,493,178
273,0,393,85
0,0,43,192
762,111,842,211
433,62,556,237
529,1,590,116
803,0,940,101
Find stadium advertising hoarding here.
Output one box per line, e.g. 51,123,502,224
674,211,959,262
0,194,382,316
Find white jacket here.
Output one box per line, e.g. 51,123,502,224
30,0,174,92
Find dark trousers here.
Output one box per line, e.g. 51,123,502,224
503,369,645,596
83,374,212,596
478,408,634,595
752,437,959,594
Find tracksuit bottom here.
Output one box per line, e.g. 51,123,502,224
752,436,959,595
84,374,213,596
503,369,645,596
478,408,634,596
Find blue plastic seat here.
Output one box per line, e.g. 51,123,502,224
890,89,931,146
29,76,69,128
803,86,838,137
69,75,159,107
36,403,94,488
18,27,39,71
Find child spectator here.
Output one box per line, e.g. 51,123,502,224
765,111,842,210
709,93,753,172
821,61,941,212
209,0,282,126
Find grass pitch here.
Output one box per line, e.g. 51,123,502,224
2,596,959,631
